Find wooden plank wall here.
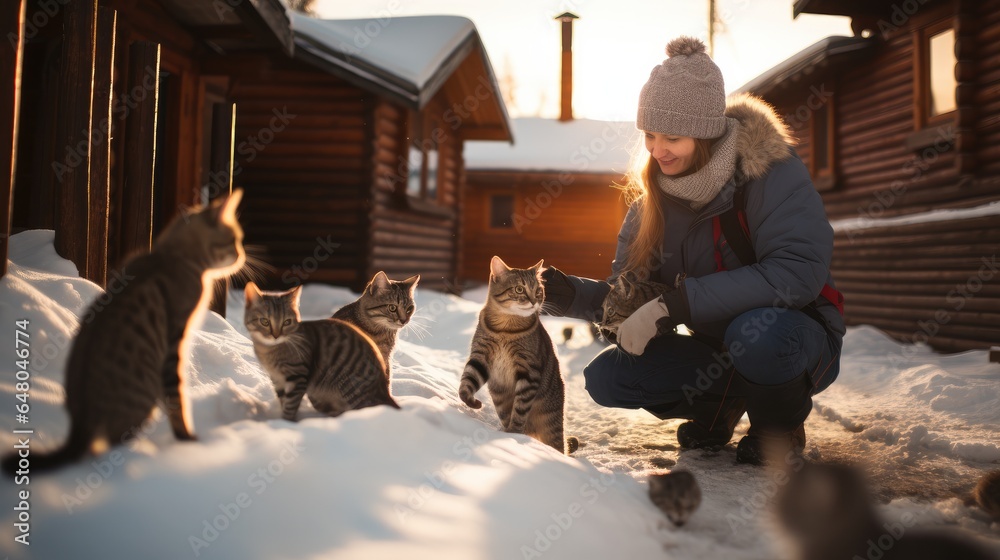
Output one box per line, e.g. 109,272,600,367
230,68,373,290
368,99,463,292
766,2,1000,351
462,172,627,283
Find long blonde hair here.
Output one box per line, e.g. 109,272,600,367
617,137,714,276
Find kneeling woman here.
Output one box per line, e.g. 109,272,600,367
542,37,845,465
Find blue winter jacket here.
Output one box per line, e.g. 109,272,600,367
563,94,846,343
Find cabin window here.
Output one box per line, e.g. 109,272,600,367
405,111,440,203
489,194,515,229
927,28,957,118
810,97,835,190
915,21,957,128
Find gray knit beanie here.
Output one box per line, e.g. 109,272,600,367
636,36,727,139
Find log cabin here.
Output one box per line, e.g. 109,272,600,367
739,0,1000,351
229,13,512,293
2,1,513,303
3,0,292,307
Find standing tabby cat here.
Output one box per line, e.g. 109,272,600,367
459,256,574,454
245,283,399,420
599,271,675,343
3,191,246,474
332,271,418,379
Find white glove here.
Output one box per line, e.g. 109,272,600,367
618,297,670,355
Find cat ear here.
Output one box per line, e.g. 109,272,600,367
244,281,262,304
490,256,510,280
208,189,243,225
530,259,544,271
369,271,390,294
623,270,639,283
402,274,420,293
286,285,303,307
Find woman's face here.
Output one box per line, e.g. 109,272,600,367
644,132,696,176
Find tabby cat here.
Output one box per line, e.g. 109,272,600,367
332,271,418,379
459,256,574,454
3,191,246,474
599,270,674,343
778,462,997,560
648,470,702,527
244,283,399,420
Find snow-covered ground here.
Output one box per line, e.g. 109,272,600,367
0,230,997,559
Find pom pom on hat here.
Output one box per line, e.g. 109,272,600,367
666,36,706,57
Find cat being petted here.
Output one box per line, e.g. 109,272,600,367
599,270,675,343
333,271,418,378
245,283,399,421
459,256,576,454
2,191,247,475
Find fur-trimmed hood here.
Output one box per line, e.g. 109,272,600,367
725,93,795,181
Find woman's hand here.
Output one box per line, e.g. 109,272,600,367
618,297,670,355
540,266,575,316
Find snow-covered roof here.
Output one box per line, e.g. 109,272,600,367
464,118,640,174
292,13,473,90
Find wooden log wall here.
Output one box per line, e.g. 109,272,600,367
833,217,1000,352
230,68,373,290
368,99,463,292
462,171,627,283
974,0,1000,176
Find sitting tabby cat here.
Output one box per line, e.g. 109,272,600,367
2,191,246,474
459,256,576,454
245,283,399,420
332,271,418,379
599,271,675,343
778,462,997,560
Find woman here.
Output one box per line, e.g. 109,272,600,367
542,37,845,465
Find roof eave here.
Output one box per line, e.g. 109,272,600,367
736,36,873,98
236,0,294,55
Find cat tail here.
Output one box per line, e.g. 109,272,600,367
3,424,90,476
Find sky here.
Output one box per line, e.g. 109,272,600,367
313,0,853,121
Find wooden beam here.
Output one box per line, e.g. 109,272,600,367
54,0,98,277
208,102,235,317
88,7,117,288
0,0,26,278
119,41,159,259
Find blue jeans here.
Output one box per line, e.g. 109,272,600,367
583,308,842,410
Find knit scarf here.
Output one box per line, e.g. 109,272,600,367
656,118,741,210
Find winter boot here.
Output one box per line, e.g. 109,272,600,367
736,372,813,466
644,396,747,449
675,396,746,449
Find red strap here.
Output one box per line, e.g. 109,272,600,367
820,284,845,315
714,211,845,316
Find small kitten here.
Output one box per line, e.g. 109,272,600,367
3,191,246,474
649,470,702,527
778,462,997,560
332,271,418,379
975,470,1000,520
244,283,399,420
599,270,674,343
459,257,574,454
